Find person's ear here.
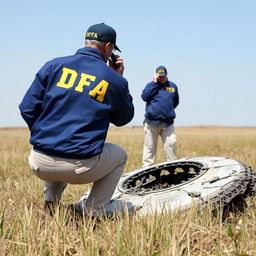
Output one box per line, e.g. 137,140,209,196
104,42,112,53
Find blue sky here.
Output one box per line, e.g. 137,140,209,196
1,0,255,127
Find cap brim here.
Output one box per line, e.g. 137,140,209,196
115,45,121,52
158,73,167,77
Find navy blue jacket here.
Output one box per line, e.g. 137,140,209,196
19,47,134,159
141,80,179,126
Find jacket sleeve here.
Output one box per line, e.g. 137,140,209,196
110,80,134,127
19,63,50,130
173,86,179,109
141,82,159,102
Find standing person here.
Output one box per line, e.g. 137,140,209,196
19,23,134,218
141,66,179,167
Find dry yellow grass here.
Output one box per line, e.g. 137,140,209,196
0,126,256,255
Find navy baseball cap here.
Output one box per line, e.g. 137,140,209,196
85,23,121,52
156,66,168,76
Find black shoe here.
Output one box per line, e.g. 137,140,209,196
44,201,59,216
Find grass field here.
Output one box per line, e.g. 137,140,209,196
0,126,256,255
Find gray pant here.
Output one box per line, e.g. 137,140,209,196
28,143,127,216
142,122,176,167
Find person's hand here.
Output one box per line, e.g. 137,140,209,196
109,54,125,76
153,74,159,83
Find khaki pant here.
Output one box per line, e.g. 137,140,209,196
142,122,176,167
28,143,127,216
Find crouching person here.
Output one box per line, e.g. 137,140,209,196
19,23,134,218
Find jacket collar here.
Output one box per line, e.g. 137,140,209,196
76,47,105,61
